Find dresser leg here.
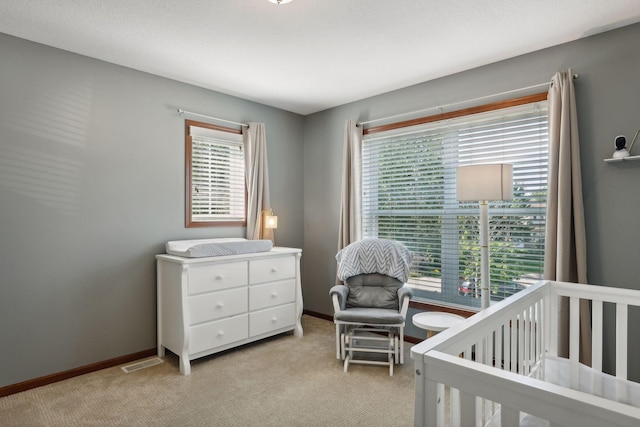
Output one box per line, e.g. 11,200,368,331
294,321,303,337
179,355,191,376
158,345,166,357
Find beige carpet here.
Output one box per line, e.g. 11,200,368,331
0,315,416,426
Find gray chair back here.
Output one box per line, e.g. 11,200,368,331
344,273,402,310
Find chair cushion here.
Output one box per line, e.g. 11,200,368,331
334,307,404,324
345,273,402,310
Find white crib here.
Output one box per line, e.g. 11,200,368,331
411,280,640,427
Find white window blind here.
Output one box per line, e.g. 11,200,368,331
362,101,548,308
190,125,245,223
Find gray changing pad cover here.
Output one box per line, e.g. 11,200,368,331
166,238,272,258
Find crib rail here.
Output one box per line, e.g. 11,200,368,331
411,280,640,427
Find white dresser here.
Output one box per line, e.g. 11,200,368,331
156,247,303,375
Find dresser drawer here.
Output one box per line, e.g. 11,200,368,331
249,303,296,337
189,315,248,355
189,287,248,325
249,279,296,311
249,256,295,285
187,261,248,294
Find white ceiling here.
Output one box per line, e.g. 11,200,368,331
1,1,640,115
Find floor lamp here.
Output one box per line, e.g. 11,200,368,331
456,164,513,309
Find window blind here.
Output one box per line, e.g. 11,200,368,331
190,126,245,223
362,101,548,308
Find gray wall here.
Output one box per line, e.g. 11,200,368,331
2,21,640,388
0,33,304,387
302,23,640,377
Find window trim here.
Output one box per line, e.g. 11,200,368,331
185,119,247,228
363,92,548,135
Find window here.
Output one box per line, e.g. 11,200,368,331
186,120,246,227
361,94,548,309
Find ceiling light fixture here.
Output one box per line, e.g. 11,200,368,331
268,0,293,4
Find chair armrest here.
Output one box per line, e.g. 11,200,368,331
398,286,413,317
329,285,349,312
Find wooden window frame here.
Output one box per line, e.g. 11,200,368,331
185,119,247,228
361,92,549,308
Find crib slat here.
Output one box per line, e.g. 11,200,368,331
451,387,460,427
616,303,628,380
506,320,511,372
616,303,629,411
527,307,533,368
535,300,542,364
510,316,517,373
531,303,536,365
591,299,604,396
591,300,603,372
546,292,558,356
518,313,525,374
522,309,528,374
569,297,580,389
488,331,495,368
496,324,503,369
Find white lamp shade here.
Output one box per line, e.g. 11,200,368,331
265,215,278,229
456,164,514,201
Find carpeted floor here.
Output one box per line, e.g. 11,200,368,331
0,315,416,426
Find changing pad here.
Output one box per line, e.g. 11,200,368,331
166,238,272,258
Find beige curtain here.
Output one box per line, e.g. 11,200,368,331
337,120,362,282
544,69,591,364
243,122,274,242
337,119,363,254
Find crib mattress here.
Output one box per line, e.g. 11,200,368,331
486,355,640,427
165,238,272,258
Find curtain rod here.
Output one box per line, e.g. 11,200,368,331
357,74,579,127
178,109,249,127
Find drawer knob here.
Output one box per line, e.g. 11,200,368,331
271,316,278,323
215,274,224,280
216,302,225,308
270,292,278,298
271,267,278,273
218,330,225,337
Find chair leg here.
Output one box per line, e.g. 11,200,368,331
343,330,350,372
335,323,341,359
400,326,405,364
389,331,395,376
341,332,347,360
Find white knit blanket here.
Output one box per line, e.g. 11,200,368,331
336,239,412,283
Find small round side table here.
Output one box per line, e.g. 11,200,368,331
412,312,465,338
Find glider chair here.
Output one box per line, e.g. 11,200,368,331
329,239,413,375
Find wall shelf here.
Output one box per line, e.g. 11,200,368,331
604,155,640,163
